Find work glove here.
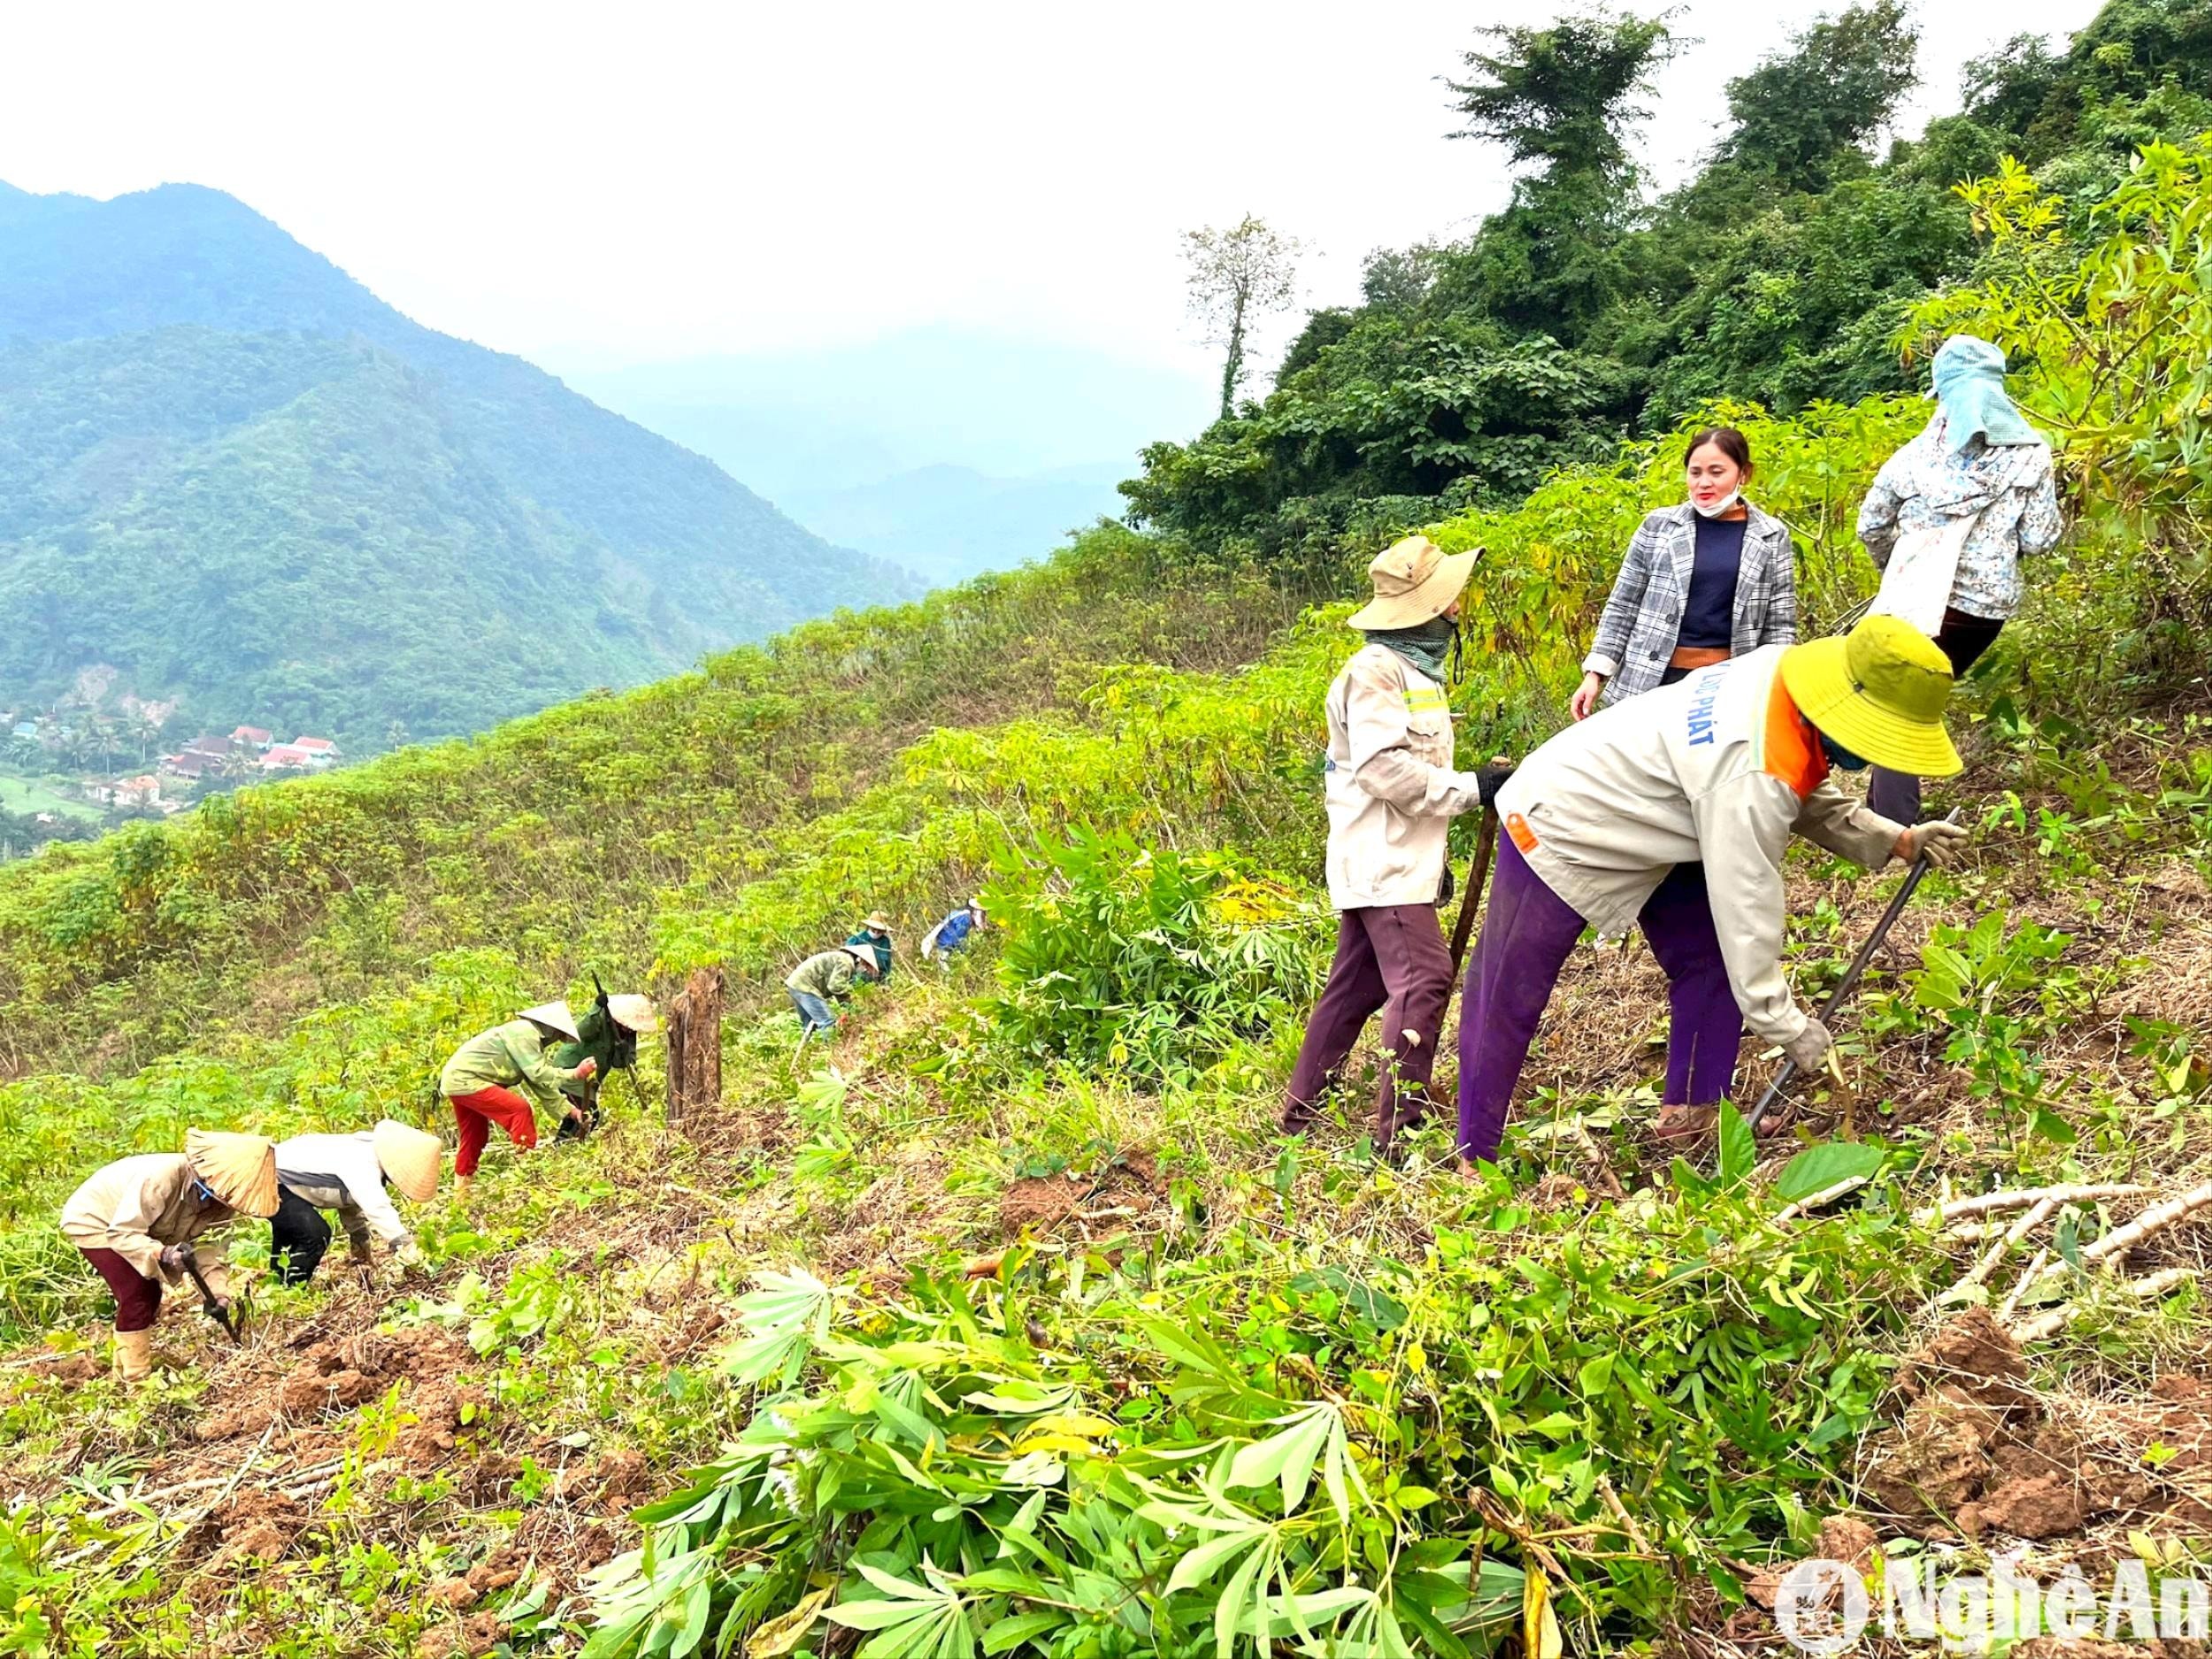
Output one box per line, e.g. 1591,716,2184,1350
347,1233,373,1266
157,1242,189,1280
1901,819,1970,867
573,1056,599,1081
396,1240,426,1273
1784,1018,1833,1073
1476,763,1514,809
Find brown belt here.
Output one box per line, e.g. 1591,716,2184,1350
1669,645,1730,671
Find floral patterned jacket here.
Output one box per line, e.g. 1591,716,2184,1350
1856,412,2062,621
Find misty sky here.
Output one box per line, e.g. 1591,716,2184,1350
0,0,2101,384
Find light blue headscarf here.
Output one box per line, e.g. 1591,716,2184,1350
1931,334,2041,452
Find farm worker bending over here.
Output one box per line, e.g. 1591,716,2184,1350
552,991,660,1142
845,912,896,980
1280,534,1510,1156
786,942,880,1036
1455,614,1971,1165
58,1129,279,1381
270,1119,443,1284
920,899,987,965
441,1003,598,1206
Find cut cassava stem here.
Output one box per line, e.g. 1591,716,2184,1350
1923,1184,2151,1227
2080,1179,2212,1267
1775,1174,1871,1223
2008,1267,2193,1343
1946,1196,2058,1301
1999,1248,2050,1322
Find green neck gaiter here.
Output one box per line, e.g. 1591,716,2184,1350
1363,615,1460,683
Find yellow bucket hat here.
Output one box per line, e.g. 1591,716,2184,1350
184,1128,280,1218
1780,615,1962,778
1345,535,1482,631
372,1119,443,1204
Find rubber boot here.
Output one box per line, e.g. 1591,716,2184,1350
452,1174,473,1210
112,1326,153,1383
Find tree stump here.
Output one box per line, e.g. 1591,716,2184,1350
664,967,724,1125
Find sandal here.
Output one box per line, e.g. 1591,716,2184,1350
1652,1105,1717,1146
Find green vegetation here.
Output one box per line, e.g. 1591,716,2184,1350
0,184,917,752
1125,0,2212,572
0,775,99,822
4,4,2212,1655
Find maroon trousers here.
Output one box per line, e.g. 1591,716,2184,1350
1281,902,1453,1151
80,1246,163,1332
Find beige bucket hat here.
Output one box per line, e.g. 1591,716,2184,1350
607,993,660,1034
372,1119,443,1204
184,1128,280,1218
517,1001,581,1041
1344,534,1483,631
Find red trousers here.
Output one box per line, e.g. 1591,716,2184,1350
81,1247,163,1332
450,1085,538,1176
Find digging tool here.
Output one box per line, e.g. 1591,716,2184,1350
1743,810,1959,1133
1421,756,1507,1120
1447,803,1502,982
179,1256,241,1345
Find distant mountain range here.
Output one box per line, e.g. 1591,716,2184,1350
567,327,1213,583
0,180,918,751
779,463,1129,587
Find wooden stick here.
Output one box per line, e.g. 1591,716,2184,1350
2082,1179,2212,1268
1919,1184,2151,1226
1776,1175,1872,1223
1946,1196,2058,1301
1999,1248,2050,1322
2009,1267,2193,1343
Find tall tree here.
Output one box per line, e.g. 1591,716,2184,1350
1715,0,1920,193
1182,216,1304,420
1443,9,1677,337
1445,8,1677,186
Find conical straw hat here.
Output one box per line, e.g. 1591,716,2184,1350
184,1129,279,1218
517,1001,581,1041
373,1119,443,1204
607,993,660,1034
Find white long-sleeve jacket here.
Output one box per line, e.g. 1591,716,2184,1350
275,1132,411,1250
1494,646,1905,1045
1322,645,1493,910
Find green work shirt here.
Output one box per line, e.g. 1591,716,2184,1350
440,1019,586,1111
551,1002,626,1108
785,949,860,1001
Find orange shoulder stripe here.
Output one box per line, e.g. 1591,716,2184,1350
1763,678,1829,800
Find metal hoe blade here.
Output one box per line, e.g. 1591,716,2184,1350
1743,810,1959,1133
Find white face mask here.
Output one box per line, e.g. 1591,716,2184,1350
1690,488,1742,519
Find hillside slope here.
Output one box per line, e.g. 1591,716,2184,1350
2,119,2210,1659
0,182,918,748
1,410,2208,1655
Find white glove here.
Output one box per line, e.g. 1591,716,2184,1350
1901,820,1969,867
396,1240,426,1272
1785,1018,1833,1072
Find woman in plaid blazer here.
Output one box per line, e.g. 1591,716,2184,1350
1570,427,1797,719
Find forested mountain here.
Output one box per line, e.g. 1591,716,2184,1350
0,182,918,749
1126,0,2212,572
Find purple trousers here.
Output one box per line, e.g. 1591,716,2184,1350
1455,839,1742,1163
1282,902,1452,1151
